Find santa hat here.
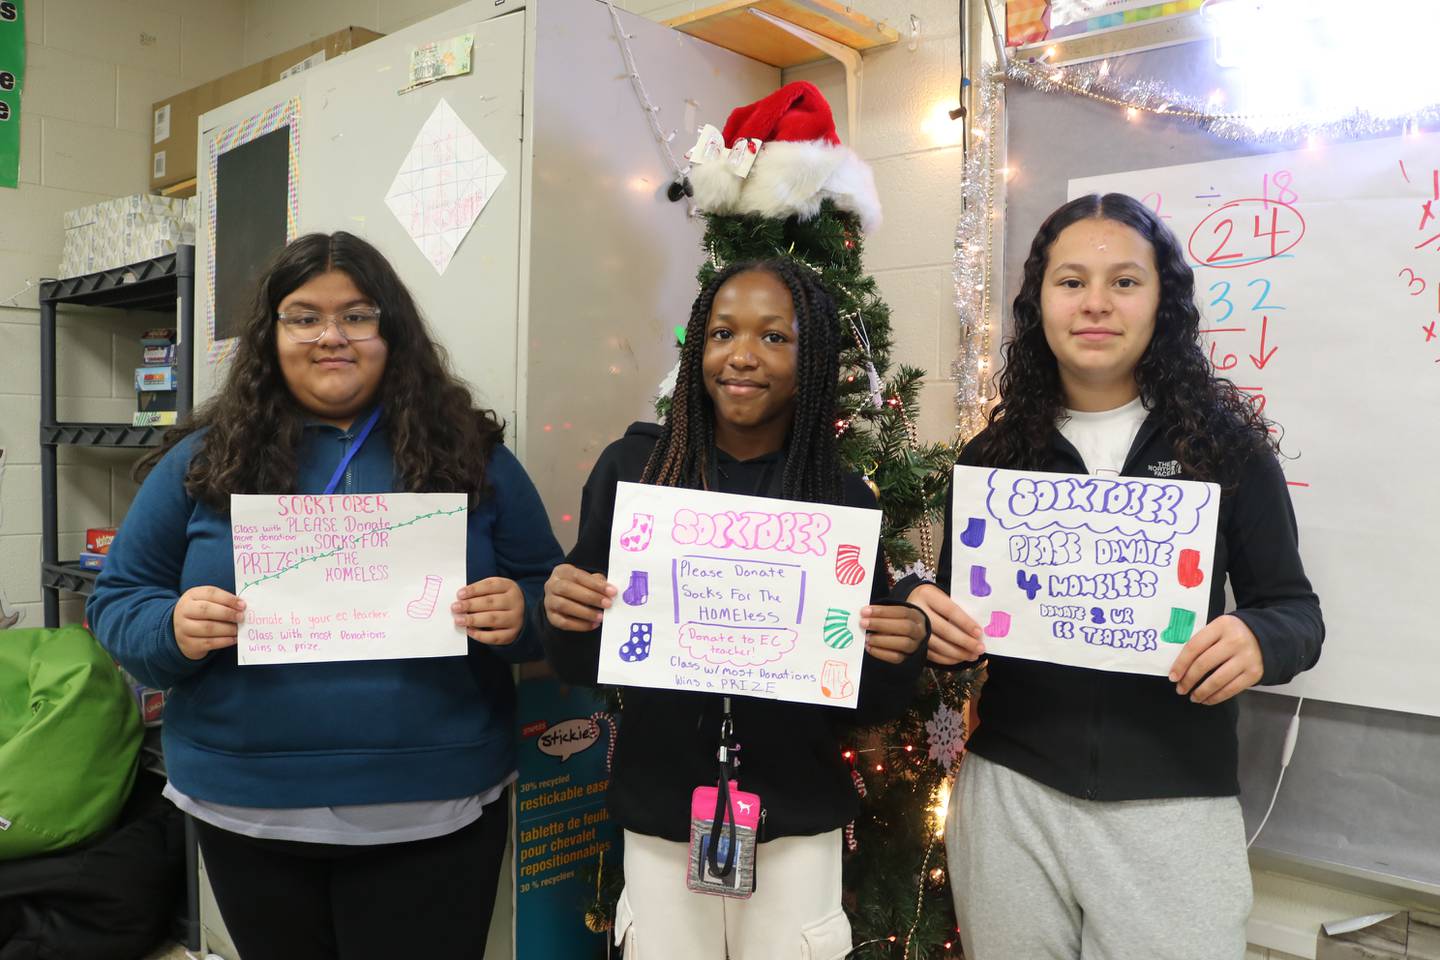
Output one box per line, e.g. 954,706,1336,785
689,81,882,233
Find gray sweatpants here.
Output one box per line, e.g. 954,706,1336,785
947,753,1252,960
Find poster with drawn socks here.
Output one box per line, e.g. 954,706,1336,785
949,465,1220,676
598,482,882,708
230,492,467,665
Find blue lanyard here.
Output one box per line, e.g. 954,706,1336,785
322,406,383,495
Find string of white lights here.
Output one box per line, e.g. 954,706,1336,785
601,1,697,216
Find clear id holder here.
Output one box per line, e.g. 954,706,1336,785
686,699,761,899
688,779,760,898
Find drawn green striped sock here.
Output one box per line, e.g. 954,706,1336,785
824,608,854,650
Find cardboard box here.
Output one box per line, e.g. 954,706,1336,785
149,26,384,191
143,344,176,365
60,195,197,278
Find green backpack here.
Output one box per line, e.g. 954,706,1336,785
0,625,143,860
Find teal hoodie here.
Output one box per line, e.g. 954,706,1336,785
86,422,563,808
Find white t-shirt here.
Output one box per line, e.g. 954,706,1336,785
1058,397,1149,477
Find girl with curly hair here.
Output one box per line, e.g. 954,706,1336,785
87,232,562,959
897,194,1324,959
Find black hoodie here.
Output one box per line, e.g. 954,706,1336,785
895,413,1325,801
538,423,928,842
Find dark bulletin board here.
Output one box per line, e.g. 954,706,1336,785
214,126,291,342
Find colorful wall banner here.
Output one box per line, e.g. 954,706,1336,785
0,1,25,189
1007,0,1204,47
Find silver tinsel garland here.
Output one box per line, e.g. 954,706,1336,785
1007,58,1440,145
952,77,1001,442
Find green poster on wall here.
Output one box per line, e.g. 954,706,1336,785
0,1,25,190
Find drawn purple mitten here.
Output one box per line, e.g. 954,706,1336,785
620,622,653,662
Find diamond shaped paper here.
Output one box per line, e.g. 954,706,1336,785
385,98,506,275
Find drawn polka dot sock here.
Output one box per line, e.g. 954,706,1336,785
620,622,653,662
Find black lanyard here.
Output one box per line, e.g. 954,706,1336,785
706,697,740,879
321,406,383,496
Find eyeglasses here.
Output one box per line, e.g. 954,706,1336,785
277,307,383,343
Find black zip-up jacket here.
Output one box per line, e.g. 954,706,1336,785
538,423,929,841
895,413,1324,800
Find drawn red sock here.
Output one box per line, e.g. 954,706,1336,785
1177,549,1205,589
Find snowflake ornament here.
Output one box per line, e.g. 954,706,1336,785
925,702,966,773
888,559,935,584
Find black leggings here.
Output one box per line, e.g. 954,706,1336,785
194,789,509,960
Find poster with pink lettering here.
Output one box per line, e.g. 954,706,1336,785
230,493,467,665
949,465,1219,676
597,482,883,708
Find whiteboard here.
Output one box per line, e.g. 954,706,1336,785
1069,132,1440,718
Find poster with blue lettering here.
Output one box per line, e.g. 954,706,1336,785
597,482,882,707
949,465,1220,675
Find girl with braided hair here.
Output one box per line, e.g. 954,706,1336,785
895,194,1323,959
539,258,929,958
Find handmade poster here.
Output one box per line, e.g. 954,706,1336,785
231,493,467,665
597,482,882,708
384,98,505,274
0,0,24,189
949,466,1219,676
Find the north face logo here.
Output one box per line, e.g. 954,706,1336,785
1148,460,1182,478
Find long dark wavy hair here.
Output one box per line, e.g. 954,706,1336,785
641,259,843,504
140,232,505,510
968,193,1274,485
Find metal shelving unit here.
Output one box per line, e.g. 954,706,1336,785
38,246,195,626
38,245,201,951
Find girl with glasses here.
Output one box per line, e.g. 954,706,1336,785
87,232,563,960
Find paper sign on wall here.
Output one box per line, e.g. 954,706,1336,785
597,482,881,708
231,493,468,665
384,98,505,275
949,466,1219,676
